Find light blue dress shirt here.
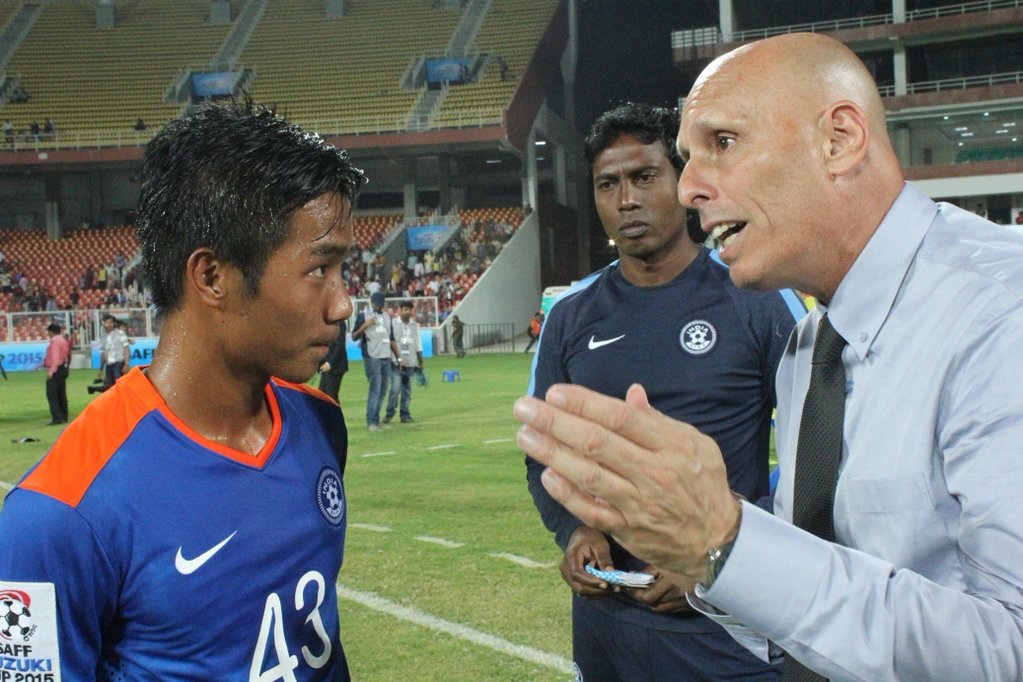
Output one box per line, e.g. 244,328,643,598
699,183,1023,680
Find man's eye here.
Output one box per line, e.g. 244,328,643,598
311,265,326,278
716,136,735,151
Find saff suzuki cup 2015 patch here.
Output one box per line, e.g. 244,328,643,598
0,581,61,681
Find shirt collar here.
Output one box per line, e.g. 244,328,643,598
827,182,937,361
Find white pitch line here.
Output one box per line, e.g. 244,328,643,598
414,535,464,548
0,480,13,492
337,584,573,674
361,450,396,458
349,523,392,533
482,438,514,444
426,443,459,450
489,552,556,569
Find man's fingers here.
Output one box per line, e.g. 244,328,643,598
624,383,651,409
540,467,628,532
514,393,664,485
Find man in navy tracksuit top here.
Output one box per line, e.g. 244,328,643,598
526,103,804,681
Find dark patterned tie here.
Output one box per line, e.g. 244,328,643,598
784,314,848,682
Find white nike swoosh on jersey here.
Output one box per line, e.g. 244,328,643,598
587,334,626,350
175,531,238,575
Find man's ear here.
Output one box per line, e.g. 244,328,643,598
820,100,869,177
185,248,231,309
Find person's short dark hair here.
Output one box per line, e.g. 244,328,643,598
102,313,115,322
46,323,61,334
399,300,414,309
583,102,684,174
370,292,386,308
136,100,366,314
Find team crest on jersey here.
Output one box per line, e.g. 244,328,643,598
316,467,346,527
679,319,717,355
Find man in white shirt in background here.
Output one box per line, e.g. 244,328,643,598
384,299,423,425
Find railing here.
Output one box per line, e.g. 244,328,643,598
1,298,447,349
2,129,156,151
0,106,507,153
0,308,157,349
671,0,1023,48
438,322,515,354
878,69,1023,96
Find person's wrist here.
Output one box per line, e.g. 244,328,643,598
699,492,744,589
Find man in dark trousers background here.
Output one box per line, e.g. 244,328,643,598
319,319,349,402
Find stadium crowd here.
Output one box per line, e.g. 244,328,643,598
0,208,521,342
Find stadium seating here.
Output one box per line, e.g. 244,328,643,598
0,225,138,309
1,0,559,141
0,212,404,311
435,0,558,128
239,0,462,135
351,212,402,249
3,1,229,143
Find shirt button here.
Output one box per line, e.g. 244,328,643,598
859,332,868,343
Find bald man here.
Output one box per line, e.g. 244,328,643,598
515,33,1023,680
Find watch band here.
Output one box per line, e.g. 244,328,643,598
699,492,744,589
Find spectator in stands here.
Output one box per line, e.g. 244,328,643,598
497,55,509,81
361,246,374,279
134,117,147,132
82,264,95,290
9,85,29,103
114,249,127,284
390,261,402,291
29,121,40,143
42,117,55,139
97,263,108,291
43,323,71,425
3,119,13,145
365,275,381,296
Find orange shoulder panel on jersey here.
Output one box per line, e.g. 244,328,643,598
19,367,163,508
272,377,339,407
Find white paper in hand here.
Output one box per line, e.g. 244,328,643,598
585,564,655,588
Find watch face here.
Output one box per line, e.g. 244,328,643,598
703,540,735,588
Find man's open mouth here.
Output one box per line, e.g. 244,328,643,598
710,222,746,248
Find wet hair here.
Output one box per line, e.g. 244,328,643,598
46,323,62,334
583,102,684,173
136,100,365,314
